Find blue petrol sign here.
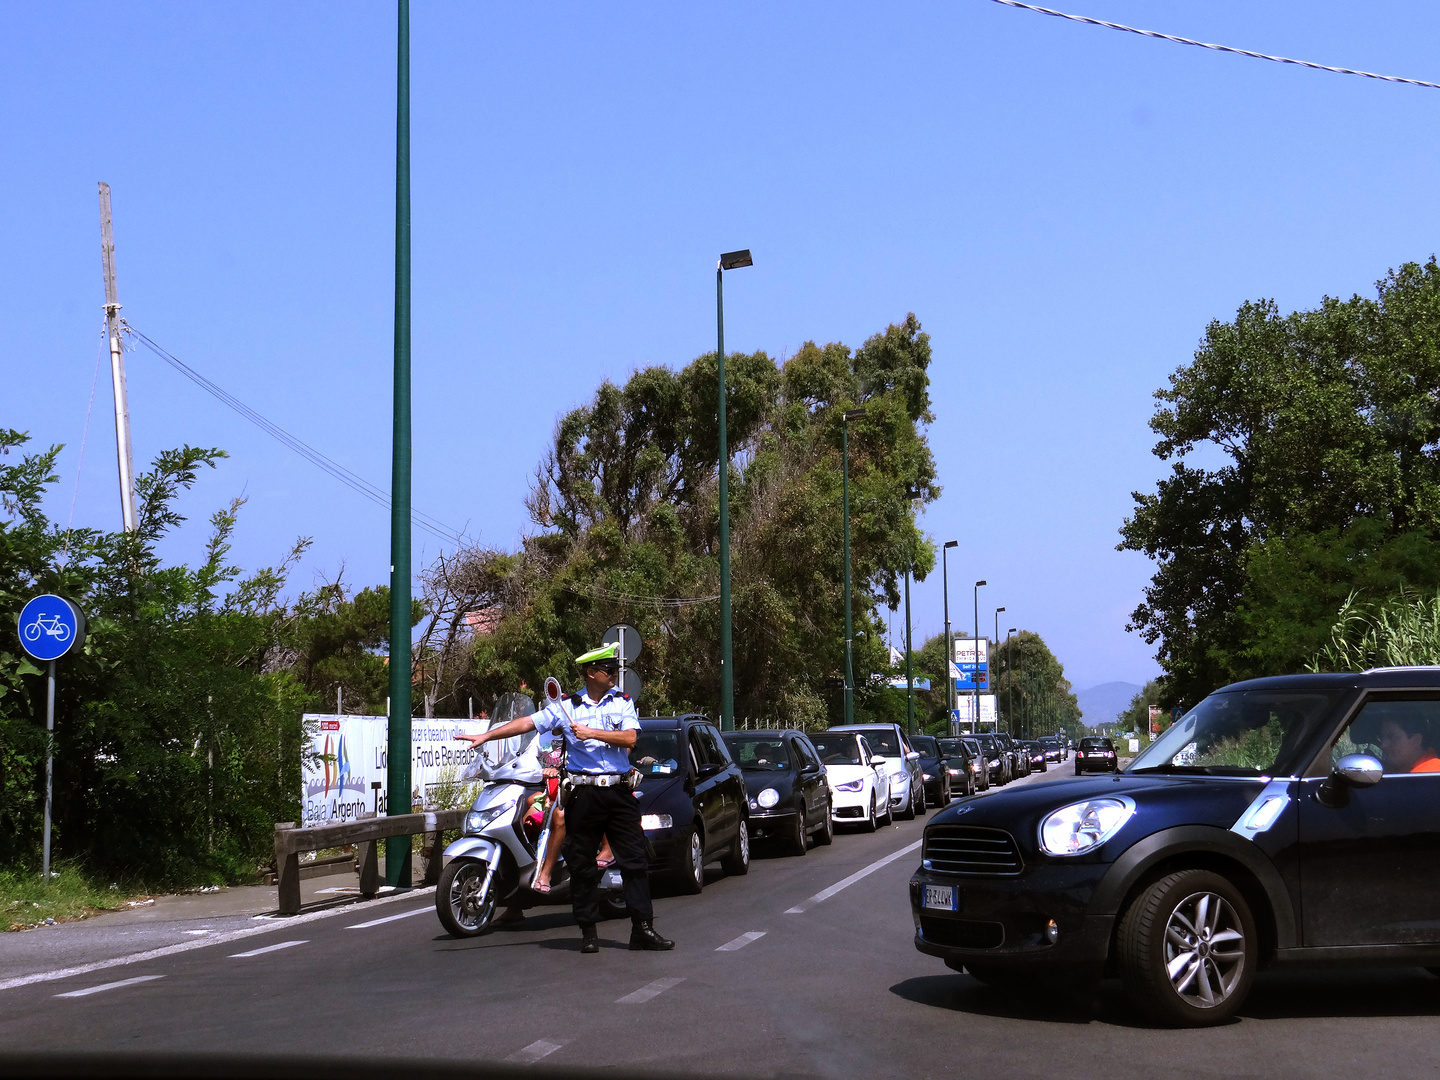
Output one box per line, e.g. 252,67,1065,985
17,594,85,663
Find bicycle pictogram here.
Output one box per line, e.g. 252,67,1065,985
22,613,71,644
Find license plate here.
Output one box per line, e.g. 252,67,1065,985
923,884,958,911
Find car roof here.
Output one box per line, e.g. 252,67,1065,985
639,714,710,731
827,723,900,733
1217,668,1440,692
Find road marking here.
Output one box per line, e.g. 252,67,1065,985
615,977,684,1004
182,929,213,935
0,886,437,994
229,940,308,958
346,905,431,929
785,839,923,914
507,1038,570,1063
55,975,164,998
715,931,766,952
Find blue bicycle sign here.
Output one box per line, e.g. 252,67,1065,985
17,594,85,663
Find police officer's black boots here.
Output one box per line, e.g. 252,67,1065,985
629,920,674,951
580,925,599,954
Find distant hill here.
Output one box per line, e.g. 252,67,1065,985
1075,681,1143,729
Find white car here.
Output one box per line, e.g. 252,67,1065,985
810,731,892,832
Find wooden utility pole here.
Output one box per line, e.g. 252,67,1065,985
98,182,138,532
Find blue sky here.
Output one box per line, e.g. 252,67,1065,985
4,1,1439,692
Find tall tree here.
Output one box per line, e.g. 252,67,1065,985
1120,259,1440,706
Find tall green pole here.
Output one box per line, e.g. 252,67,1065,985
903,567,915,736
385,0,412,887
842,423,853,725
716,267,733,731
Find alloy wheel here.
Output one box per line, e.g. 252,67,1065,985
1162,891,1247,1009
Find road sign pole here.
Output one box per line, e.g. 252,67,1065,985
386,0,413,887
98,182,138,533
43,659,54,882
904,567,915,737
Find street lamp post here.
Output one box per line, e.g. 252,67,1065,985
973,580,986,733
993,606,1005,730
716,248,753,732
942,541,958,728
841,407,867,727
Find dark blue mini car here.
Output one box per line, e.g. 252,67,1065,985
721,729,833,855
910,668,1440,1025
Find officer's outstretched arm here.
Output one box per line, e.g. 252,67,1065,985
454,715,537,749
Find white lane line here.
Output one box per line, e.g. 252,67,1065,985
507,1038,570,1064
229,940,308,958
785,839,922,914
55,975,164,999
0,886,437,994
715,931,766,952
615,977,684,1004
345,905,432,929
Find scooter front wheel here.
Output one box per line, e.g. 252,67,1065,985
436,857,496,938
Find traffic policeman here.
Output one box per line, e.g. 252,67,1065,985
460,643,674,954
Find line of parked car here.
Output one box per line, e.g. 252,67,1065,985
624,716,1070,893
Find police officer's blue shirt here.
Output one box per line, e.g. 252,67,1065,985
532,688,639,774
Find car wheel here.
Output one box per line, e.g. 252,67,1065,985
880,793,894,826
862,794,878,832
721,817,750,876
435,858,496,938
1117,869,1257,1027
788,806,808,857
815,799,834,845
676,824,705,894
1075,767,1082,775
917,784,927,815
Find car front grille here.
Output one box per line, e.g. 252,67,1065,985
919,915,1005,949
923,826,1023,876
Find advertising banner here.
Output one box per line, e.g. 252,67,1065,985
950,694,997,728
301,714,489,826
886,675,931,691
952,638,989,665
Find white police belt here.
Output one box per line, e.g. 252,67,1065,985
567,772,628,788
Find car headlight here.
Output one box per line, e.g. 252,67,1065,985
834,779,864,792
922,772,933,781
641,814,673,831
757,788,779,809
1038,798,1136,856
947,767,962,776
464,805,509,834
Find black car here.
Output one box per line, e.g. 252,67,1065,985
910,668,1440,1026
1003,733,1030,777
1037,737,1062,763
1074,736,1118,774
721,729,834,855
909,735,953,806
1020,740,1048,772
974,734,1008,785
956,736,991,790
631,715,749,893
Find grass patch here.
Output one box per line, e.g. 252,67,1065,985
0,864,146,932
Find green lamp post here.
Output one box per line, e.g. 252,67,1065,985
716,248,752,732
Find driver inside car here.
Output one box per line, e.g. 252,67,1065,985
1378,712,1440,773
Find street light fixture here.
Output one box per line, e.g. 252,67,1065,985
973,580,986,733
841,406,867,726
942,541,958,727
993,606,1006,731
716,248,753,732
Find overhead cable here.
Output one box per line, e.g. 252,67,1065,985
565,581,719,608
122,323,466,546
988,0,1440,90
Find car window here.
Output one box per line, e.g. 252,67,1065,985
723,736,790,770
911,736,938,756
696,724,728,765
1129,689,1340,776
630,731,682,776
1331,697,1440,775
796,738,821,771
811,733,862,766
857,729,902,756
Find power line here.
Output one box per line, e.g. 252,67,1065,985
988,0,1440,90
122,323,466,547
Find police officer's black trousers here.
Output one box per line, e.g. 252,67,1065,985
561,785,653,927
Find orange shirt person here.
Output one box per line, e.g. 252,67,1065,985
1377,718,1440,773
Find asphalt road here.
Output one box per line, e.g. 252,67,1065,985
3,762,1439,1079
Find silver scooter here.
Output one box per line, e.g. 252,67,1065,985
434,706,626,938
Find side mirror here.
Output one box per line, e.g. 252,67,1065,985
1318,753,1383,807
696,762,722,779
906,751,920,762
869,755,887,767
